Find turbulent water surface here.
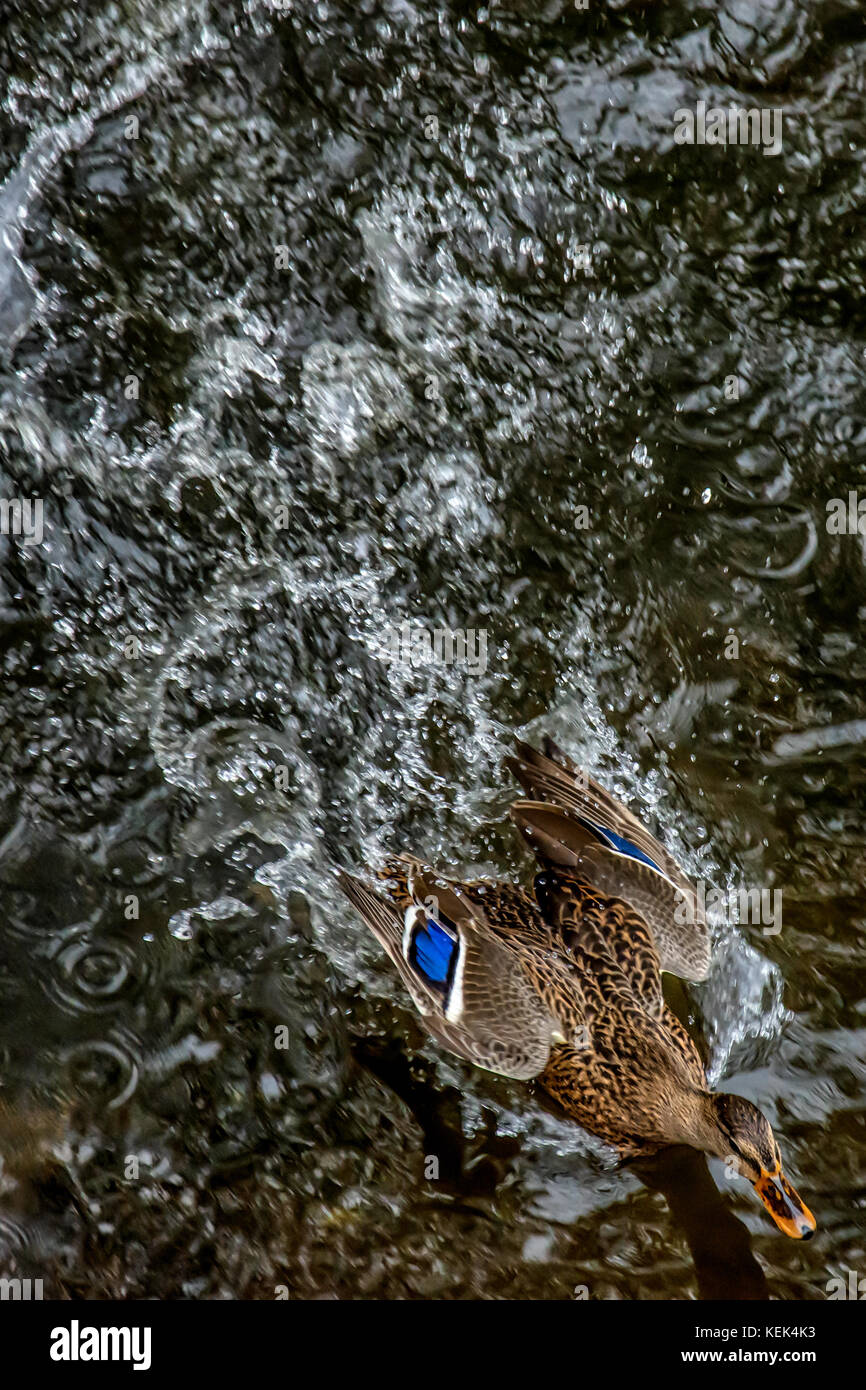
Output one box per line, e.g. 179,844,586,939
1,0,865,1299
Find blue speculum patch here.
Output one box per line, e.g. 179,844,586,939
410,918,456,985
578,817,661,871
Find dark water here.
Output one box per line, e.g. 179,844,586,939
0,0,864,1299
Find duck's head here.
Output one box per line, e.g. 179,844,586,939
710,1092,816,1239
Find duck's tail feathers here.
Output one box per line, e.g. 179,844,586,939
337,870,405,955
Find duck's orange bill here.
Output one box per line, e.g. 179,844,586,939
753,1165,816,1239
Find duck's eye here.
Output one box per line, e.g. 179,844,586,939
724,1132,754,1171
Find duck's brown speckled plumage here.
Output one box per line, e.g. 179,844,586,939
339,736,817,1237
370,854,705,1156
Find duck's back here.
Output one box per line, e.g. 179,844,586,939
513,865,707,1152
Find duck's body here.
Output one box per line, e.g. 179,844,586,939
340,737,815,1238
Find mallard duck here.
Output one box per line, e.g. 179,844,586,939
339,737,816,1239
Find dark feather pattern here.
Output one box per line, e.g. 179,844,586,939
337,740,818,1237
337,737,712,1151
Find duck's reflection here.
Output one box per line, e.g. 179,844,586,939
354,1036,520,1199
354,1035,769,1299
629,1145,769,1300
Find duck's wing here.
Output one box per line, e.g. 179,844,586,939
507,738,710,983
338,866,564,1080
508,738,693,893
